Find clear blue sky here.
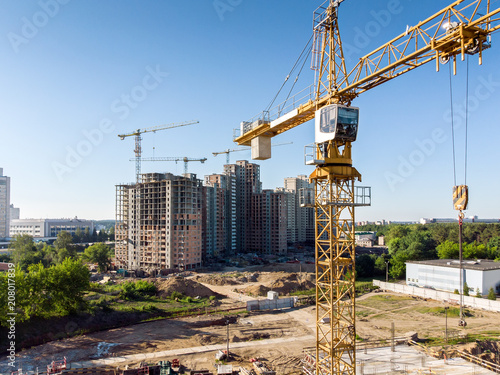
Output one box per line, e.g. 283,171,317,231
1,0,499,222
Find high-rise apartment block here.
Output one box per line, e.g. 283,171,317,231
0,168,10,239
251,189,287,254
203,173,236,258
224,160,262,253
284,175,314,244
115,162,314,273
115,173,203,273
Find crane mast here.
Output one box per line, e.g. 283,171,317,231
118,120,199,184
233,1,500,374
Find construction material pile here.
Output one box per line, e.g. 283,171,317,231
156,276,219,298
195,271,315,296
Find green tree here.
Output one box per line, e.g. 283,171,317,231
373,255,388,276
83,227,91,243
463,282,470,296
54,231,73,251
436,240,459,259
47,258,90,314
355,254,375,278
476,288,482,298
74,227,84,243
91,228,98,242
463,242,488,259
389,250,412,279
82,243,112,272
108,226,115,241
488,287,496,300
97,229,108,242
9,234,43,270
0,259,89,325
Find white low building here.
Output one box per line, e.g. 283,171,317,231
10,218,94,238
406,259,500,296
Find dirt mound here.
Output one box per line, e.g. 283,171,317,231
273,273,315,295
194,274,240,286
156,276,218,298
243,284,271,297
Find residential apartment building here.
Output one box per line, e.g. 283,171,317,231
224,160,262,253
203,174,236,258
0,168,10,239
283,175,314,244
10,218,94,237
115,173,203,273
251,189,287,254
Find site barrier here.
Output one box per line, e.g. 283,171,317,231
246,297,295,311
373,280,500,313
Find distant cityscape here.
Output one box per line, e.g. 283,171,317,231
2,164,498,272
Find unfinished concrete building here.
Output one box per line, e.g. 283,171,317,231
224,160,262,253
283,175,314,244
203,173,236,258
251,189,287,254
115,172,203,273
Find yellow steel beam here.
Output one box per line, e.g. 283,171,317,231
234,0,500,146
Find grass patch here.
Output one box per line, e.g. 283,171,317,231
417,306,473,318
290,288,315,296
357,294,413,309
355,310,370,317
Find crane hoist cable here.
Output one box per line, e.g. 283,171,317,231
448,56,471,187
283,43,313,107
465,55,469,185
449,62,457,186
265,33,314,112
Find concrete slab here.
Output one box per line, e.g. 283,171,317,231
356,345,496,374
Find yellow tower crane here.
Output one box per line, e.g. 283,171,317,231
233,1,500,374
118,120,199,184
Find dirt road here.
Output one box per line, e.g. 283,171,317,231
6,272,500,374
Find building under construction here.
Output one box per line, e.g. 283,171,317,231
115,172,203,273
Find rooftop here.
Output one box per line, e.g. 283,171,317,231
407,259,500,271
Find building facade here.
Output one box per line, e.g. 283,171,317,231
224,160,262,253
283,175,314,244
406,259,500,296
251,189,287,254
203,173,236,258
0,168,10,239
9,204,20,220
10,218,94,238
115,173,203,272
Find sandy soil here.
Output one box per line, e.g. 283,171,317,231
6,271,500,375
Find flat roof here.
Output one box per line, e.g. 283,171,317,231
407,259,500,271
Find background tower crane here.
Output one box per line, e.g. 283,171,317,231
118,120,199,184
233,1,500,374
135,156,208,175
212,141,293,163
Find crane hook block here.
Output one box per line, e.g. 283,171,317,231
453,185,468,211
315,104,359,144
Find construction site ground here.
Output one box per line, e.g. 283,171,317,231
6,267,500,374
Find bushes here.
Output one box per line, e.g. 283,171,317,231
488,287,497,301
119,280,157,301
